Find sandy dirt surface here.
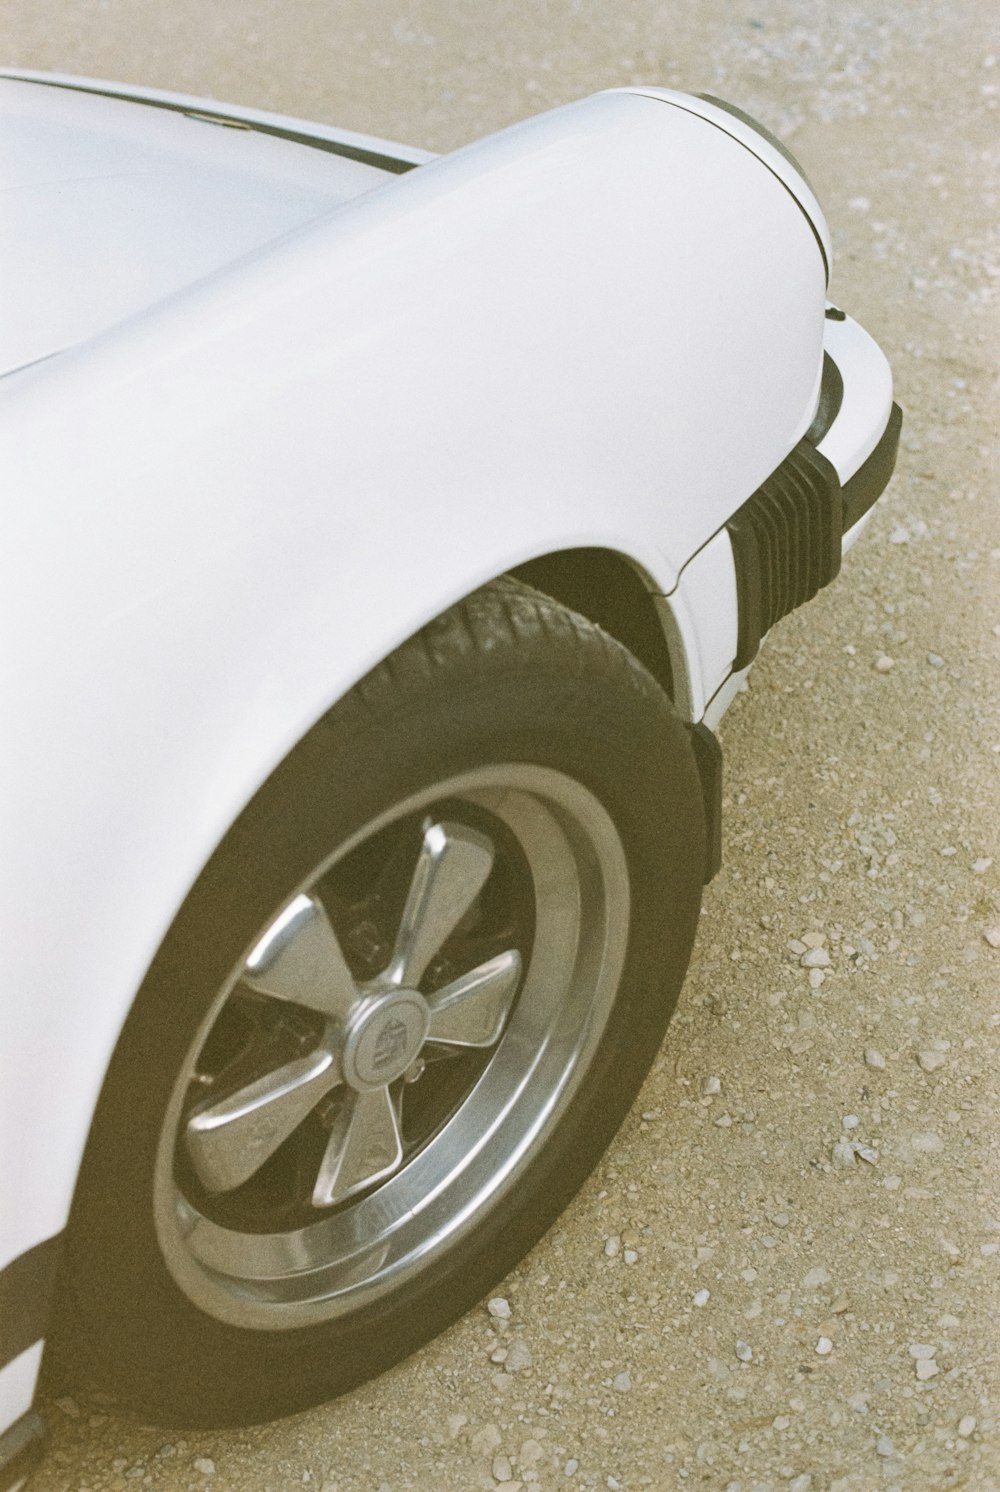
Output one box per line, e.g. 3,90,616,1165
4,1,998,1488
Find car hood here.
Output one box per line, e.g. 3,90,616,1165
0,77,393,376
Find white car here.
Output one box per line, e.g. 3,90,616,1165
0,68,900,1483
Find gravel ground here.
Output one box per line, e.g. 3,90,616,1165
4,1,998,1488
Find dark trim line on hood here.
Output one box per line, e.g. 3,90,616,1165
1,74,422,175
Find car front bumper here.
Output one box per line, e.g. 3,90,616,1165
815,304,901,539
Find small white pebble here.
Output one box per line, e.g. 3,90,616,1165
918,1050,947,1073
193,1460,216,1477
693,1289,710,1307
873,653,895,672
736,1340,753,1362
908,1342,937,1360
623,1248,638,1265
851,1141,879,1164
842,1114,860,1130
612,1371,632,1392
876,1435,895,1457
832,1138,857,1169
701,1075,722,1096
973,857,993,873
493,1453,513,1482
801,947,831,968
488,1297,512,1320
604,1235,621,1258
519,1439,544,1469
958,1415,977,1438
564,1458,579,1477
504,1339,532,1373
864,1047,887,1069
816,1337,834,1356
984,927,1000,948
916,1358,940,1381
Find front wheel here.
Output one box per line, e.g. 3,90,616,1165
53,579,705,1424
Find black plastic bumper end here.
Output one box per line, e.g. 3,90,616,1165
842,401,904,532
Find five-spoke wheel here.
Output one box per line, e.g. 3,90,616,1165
154,767,628,1328
184,820,521,1210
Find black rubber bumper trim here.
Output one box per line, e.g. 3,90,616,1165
0,1411,48,1492
726,440,843,671
0,1236,62,1371
841,401,904,532
805,352,844,446
688,723,723,883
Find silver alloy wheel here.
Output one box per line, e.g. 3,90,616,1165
153,764,629,1330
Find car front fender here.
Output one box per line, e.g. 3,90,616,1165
0,86,825,1287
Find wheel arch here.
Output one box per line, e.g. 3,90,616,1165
508,547,678,704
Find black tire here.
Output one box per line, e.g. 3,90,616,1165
50,578,705,1426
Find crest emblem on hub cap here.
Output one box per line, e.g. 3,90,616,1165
371,1017,410,1071
343,990,430,1090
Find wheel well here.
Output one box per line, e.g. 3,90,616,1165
509,548,675,700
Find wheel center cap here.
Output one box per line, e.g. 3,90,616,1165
341,989,430,1090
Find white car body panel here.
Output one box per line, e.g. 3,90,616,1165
658,530,741,721
620,86,833,272
0,66,435,165
0,1352,41,1450
0,73,895,1459
0,76,397,374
